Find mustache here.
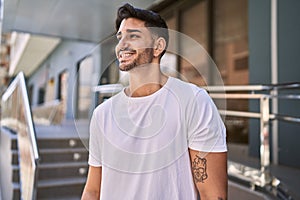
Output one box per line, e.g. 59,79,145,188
118,47,136,54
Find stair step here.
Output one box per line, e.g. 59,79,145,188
38,162,88,180
39,161,87,169
39,147,87,154
38,196,81,200
9,132,18,150
12,165,20,183
14,161,88,180
38,177,86,188
37,138,86,149
11,149,19,165
12,182,20,200
39,148,88,163
37,177,86,199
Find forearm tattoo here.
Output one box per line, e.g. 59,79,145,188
191,154,208,183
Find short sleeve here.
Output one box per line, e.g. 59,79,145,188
88,109,102,167
187,89,227,152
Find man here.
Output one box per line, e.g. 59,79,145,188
82,3,227,200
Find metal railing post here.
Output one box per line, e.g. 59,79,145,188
260,95,271,186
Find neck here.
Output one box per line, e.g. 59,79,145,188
125,63,168,97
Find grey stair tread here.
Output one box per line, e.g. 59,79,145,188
38,196,81,200
35,121,89,140
39,161,88,169
37,137,86,140
11,149,18,154
39,148,87,154
38,177,86,188
12,161,88,170
12,182,20,189
12,164,19,170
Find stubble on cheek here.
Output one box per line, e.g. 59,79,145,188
118,48,154,71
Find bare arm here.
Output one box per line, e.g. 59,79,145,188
81,166,102,200
189,149,228,200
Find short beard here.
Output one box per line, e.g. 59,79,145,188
119,48,154,71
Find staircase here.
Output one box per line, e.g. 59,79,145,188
1,122,89,200
36,135,88,200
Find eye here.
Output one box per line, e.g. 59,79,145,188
130,34,140,39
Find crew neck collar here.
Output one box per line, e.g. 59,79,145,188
121,76,173,101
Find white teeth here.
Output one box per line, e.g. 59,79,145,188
119,52,134,59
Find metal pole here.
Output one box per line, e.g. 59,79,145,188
271,0,279,165
260,96,271,186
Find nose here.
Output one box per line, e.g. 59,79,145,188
116,36,129,51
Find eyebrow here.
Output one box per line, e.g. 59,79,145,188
116,29,142,37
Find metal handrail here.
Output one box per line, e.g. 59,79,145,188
1,72,39,200
205,82,300,92
207,83,300,199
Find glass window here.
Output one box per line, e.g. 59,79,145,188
58,70,68,115
213,0,249,85
158,0,249,144
180,1,209,86
45,78,55,102
77,56,93,119
214,0,249,143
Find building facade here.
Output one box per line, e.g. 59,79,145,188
23,0,300,168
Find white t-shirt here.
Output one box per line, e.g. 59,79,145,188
89,77,227,200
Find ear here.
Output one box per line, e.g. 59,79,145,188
153,37,166,58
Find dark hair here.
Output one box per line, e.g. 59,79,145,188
115,3,169,57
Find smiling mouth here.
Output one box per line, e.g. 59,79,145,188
118,50,136,62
